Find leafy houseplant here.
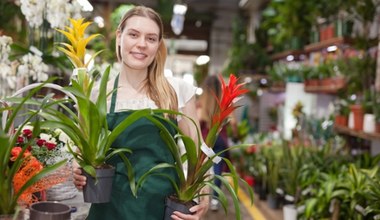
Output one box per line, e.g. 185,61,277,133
263,144,282,209
0,84,66,217
333,98,350,127
136,75,254,219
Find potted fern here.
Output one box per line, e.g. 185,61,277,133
135,74,254,220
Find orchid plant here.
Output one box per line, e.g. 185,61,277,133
136,74,254,219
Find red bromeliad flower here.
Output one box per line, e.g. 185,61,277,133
205,74,249,147
212,75,248,125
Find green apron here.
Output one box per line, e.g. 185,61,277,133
87,76,178,220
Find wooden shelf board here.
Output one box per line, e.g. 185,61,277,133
334,125,380,140
269,86,286,93
304,85,344,94
271,49,305,61
304,37,352,52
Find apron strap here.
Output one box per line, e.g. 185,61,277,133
110,74,119,113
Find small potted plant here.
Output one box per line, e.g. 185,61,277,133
333,98,350,127
135,74,254,220
263,144,283,209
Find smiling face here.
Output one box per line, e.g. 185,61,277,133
116,16,160,71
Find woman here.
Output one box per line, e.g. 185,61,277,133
72,6,209,220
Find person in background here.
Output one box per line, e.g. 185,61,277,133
197,75,237,211
72,6,209,220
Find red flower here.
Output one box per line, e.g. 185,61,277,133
22,129,33,139
45,142,57,150
246,144,257,154
17,136,24,144
10,147,30,161
201,74,249,166
36,139,46,147
212,74,249,126
10,147,23,161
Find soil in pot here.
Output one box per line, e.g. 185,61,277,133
164,196,197,220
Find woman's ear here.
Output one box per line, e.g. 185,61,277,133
116,30,121,46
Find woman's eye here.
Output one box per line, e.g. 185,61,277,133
128,33,138,38
147,37,157,43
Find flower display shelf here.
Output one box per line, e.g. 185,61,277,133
269,85,286,93
334,125,380,141
271,49,305,61
304,84,344,94
304,77,346,94
304,36,352,53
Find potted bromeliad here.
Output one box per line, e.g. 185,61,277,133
135,74,254,219
0,85,67,219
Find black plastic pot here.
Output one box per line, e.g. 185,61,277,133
82,166,115,203
163,196,197,220
29,201,71,220
267,193,280,209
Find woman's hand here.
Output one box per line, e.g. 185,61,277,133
72,160,86,190
171,197,210,220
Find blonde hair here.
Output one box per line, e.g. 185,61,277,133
116,6,178,113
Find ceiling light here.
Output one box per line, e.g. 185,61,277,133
327,45,337,52
173,3,187,15
195,55,210,65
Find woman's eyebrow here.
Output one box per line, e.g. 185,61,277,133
127,28,159,37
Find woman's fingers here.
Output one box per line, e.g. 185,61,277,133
171,201,209,220
72,162,86,190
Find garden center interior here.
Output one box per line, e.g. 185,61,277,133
1,0,380,219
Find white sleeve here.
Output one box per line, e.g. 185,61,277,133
167,77,197,111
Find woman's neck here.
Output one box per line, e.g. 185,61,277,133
119,66,148,90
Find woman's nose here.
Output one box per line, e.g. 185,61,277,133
137,37,147,47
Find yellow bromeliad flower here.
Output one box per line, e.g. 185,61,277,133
56,18,103,96
56,18,102,69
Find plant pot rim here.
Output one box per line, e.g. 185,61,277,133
29,201,71,214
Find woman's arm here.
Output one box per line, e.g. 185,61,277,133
178,96,200,144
